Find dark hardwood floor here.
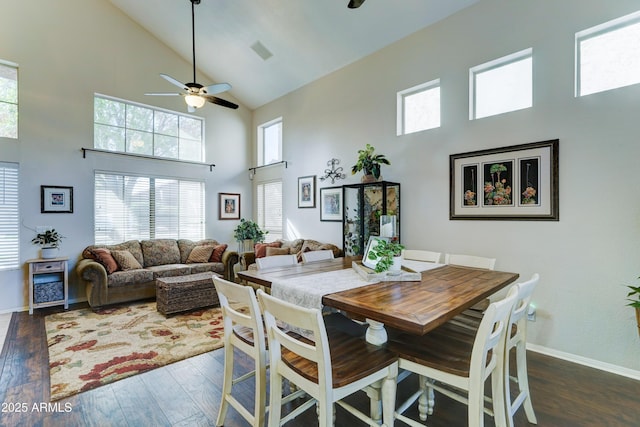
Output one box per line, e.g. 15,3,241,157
1,303,639,427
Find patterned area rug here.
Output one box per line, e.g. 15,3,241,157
45,301,230,401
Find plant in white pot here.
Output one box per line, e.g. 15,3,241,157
366,238,405,273
233,218,268,253
32,229,64,259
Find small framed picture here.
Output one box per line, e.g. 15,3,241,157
219,193,240,220
298,175,316,208
320,187,342,221
41,186,73,213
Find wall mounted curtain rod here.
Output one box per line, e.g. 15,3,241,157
81,147,215,171
248,160,288,173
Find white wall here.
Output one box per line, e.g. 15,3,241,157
254,0,640,372
0,1,253,312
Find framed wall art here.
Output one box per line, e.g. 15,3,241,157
319,186,342,221
41,185,73,213
450,139,559,221
298,175,316,208
219,192,241,220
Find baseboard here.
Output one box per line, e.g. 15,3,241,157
527,343,640,381
0,296,89,315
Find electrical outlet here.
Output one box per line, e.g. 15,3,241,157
527,303,536,322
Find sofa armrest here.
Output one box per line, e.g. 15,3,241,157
221,249,239,282
239,251,256,270
76,258,109,308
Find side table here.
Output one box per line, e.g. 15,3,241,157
27,257,69,315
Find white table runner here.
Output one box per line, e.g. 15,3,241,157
271,268,378,310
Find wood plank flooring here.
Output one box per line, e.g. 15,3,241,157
1,302,639,427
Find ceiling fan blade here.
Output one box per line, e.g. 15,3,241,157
160,73,189,91
145,92,182,96
201,82,231,95
203,95,239,110
348,0,366,8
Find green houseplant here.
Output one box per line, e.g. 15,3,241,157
366,238,405,273
626,282,640,336
351,144,391,182
31,228,64,259
233,219,267,252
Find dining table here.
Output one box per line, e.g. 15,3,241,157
237,256,519,345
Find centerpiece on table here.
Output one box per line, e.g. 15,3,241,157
365,238,405,273
32,228,64,259
233,218,268,253
351,144,391,183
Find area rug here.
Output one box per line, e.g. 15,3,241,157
45,301,233,401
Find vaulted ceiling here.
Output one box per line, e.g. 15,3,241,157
109,0,480,110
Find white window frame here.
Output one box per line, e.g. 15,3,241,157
575,10,640,97
257,117,282,167
397,79,441,136
94,171,205,245
94,94,205,162
0,59,18,140
470,48,533,120
0,162,19,270
256,179,283,242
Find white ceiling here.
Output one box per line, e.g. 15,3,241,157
109,0,480,110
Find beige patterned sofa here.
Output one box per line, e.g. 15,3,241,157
77,239,238,309
239,238,343,272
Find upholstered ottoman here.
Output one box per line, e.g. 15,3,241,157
156,272,221,316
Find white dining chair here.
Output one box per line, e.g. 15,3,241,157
444,253,496,270
389,286,518,427
257,289,398,427
213,277,268,427
402,249,442,263
256,254,298,270
301,249,334,263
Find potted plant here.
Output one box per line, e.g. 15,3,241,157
626,282,640,337
31,228,64,259
233,219,267,253
351,144,391,183
366,238,405,273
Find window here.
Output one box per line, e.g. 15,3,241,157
397,79,441,135
0,162,19,270
94,94,204,162
258,118,282,166
576,10,640,97
94,172,204,245
470,48,533,120
0,60,18,139
257,180,282,241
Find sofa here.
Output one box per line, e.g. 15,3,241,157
239,238,343,272
77,239,238,309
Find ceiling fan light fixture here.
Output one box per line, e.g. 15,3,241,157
185,94,206,108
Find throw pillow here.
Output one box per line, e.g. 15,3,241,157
265,247,290,257
186,245,216,263
209,244,228,263
90,248,119,274
254,241,282,258
111,250,143,271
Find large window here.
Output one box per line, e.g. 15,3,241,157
94,172,204,245
576,10,640,97
0,162,19,270
94,95,204,162
397,79,441,135
258,118,282,166
0,60,18,139
470,48,533,120
256,180,282,241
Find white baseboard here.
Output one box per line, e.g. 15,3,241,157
0,296,89,315
527,343,640,381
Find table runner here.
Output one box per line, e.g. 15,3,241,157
271,268,378,310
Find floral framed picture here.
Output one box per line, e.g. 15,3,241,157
319,186,342,221
450,139,559,221
298,175,316,208
41,185,73,213
219,193,240,220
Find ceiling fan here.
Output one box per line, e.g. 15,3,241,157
145,0,238,111
348,0,367,8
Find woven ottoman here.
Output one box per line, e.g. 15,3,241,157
156,272,222,316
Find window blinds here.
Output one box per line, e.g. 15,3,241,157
0,162,19,270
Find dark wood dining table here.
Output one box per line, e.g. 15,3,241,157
237,256,519,345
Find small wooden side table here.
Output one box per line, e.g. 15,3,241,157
27,257,69,315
